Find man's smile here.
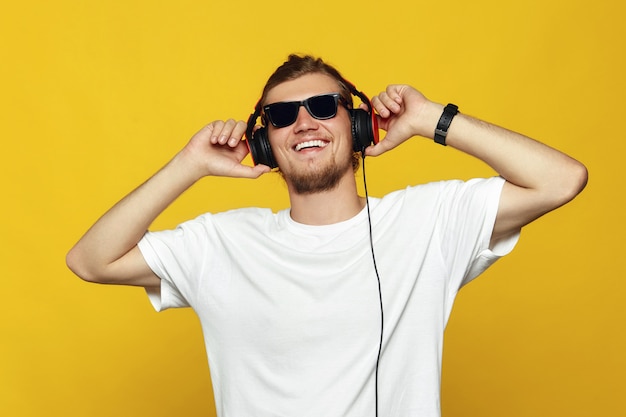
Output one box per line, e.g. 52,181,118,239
294,139,330,152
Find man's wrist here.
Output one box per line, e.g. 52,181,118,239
170,149,210,184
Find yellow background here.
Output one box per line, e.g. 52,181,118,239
1,0,624,416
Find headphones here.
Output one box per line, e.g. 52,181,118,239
244,79,379,169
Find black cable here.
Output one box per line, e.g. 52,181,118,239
361,154,384,417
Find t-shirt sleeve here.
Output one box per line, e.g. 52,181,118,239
438,176,519,288
137,215,213,312
138,235,190,312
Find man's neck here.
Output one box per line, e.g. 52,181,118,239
287,176,365,225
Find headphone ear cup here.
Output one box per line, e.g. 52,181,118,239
350,108,377,153
248,127,278,169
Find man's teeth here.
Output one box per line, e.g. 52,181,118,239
295,140,328,151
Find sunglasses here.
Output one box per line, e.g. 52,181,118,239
263,93,347,128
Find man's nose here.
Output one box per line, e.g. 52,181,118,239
293,105,318,131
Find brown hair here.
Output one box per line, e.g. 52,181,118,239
260,54,354,108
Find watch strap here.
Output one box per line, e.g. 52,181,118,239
434,103,459,146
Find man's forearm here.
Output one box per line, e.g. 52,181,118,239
66,152,200,284
445,110,585,197
439,105,587,238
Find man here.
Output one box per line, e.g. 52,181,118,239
66,54,587,416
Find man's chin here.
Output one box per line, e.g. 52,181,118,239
283,162,350,195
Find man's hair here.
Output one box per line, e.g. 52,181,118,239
260,54,354,108
261,54,360,171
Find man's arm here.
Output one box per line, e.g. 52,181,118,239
367,85,588,244
66,120,270,286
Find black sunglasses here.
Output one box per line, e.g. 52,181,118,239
263,93,347,128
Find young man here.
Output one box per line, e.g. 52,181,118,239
67,54,587,416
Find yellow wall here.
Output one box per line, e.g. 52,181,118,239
1,0,623,416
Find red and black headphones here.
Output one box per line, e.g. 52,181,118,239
244,79,379,169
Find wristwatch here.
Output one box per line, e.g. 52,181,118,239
434,104,459,146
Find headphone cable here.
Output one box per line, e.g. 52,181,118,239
361,153,384,417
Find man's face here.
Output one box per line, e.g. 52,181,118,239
264,73,355,195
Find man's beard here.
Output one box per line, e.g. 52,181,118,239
281,153,357,195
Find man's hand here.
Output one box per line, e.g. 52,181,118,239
365,85,436,157
179,119,271,180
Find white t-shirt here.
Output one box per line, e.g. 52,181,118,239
138,177,518,417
